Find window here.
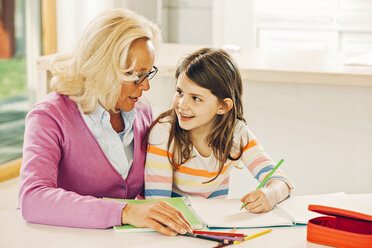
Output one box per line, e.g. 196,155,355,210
0,0,27,164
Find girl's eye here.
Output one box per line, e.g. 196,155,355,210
193,96,201,102
176,89,183,96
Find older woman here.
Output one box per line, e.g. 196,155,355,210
18,8,192,236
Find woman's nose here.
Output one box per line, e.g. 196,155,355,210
139,77,150,91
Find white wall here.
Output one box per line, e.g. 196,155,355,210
243,81,372,196
55,0,255,50
162,0,213,44
216,0,254,49
145,76,372,197
56,0,124,53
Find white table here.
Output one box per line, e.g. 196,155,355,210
0,178,332,248
0,209,317,248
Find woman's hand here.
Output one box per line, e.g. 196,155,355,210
121,201,193,236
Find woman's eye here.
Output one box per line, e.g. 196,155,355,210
176,90,183,96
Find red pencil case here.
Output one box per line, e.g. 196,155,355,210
307,204,372,248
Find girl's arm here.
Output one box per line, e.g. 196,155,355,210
144,122,174,198
237,124,294,212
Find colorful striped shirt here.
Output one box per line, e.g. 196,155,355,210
145,119,293,199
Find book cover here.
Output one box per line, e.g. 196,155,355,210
106,197,204,232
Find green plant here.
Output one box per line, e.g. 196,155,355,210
0,57,27,99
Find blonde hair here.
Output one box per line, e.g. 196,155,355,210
50,8,161,113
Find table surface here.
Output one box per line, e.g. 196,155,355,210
0,178,369,248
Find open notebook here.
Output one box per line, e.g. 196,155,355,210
187,192,372,229
106,197,204,232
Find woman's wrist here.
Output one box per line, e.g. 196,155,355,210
121,203,131,224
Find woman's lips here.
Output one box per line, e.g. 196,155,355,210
129,96,138,102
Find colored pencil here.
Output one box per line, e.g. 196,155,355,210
212,242,233,248
181,233,231,244
193,230,245,237
197,234,244,242
240,159,284,210
233,229,272,244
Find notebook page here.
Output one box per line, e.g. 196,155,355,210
276,192,350,224
188,197,293,228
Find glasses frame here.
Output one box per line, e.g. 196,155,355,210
128,66,158,85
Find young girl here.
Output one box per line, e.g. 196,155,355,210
145,48,294,213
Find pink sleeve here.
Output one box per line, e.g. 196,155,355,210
19,108,126,229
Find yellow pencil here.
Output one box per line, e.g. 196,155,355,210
233,229,272,244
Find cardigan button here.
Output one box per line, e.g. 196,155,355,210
121,185,126,190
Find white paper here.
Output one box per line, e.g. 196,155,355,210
276,192,349,224
188,192,372,228
188,197,293,228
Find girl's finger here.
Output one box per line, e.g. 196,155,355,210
244,198,261,210
242,190,260,204
249,203,265,213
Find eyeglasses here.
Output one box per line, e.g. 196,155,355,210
127,66,158,85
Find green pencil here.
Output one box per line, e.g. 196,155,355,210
240,159,284,210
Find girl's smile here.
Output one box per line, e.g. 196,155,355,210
178,112,195,121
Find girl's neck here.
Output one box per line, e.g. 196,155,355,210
189,130,212,158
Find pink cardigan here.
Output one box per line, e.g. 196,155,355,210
19,92,153,228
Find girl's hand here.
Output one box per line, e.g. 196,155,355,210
121,201,193,236
241,179,290,213
240,189,274,213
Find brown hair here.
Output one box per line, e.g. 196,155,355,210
148,48,246,183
